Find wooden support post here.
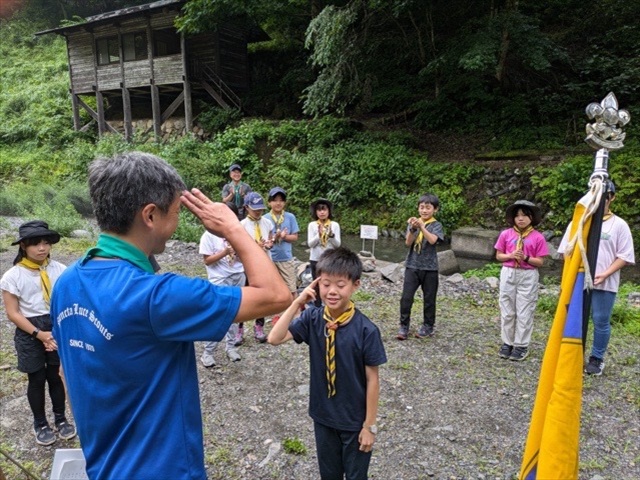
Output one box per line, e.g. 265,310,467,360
96,90,107,137
70,91,81,131
181,32,192,134
151,83,162,141
122,86,133,141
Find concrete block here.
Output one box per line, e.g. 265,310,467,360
451,227,501,260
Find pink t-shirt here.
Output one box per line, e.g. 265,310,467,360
558,215,635,293
494,228,549,270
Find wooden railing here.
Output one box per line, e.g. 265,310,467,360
190,59,242,110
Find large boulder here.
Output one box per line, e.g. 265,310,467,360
437,250,459,275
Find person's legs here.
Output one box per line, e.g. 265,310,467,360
340,430,372,480
590,289,617,360
313,421,344,480
420,270,439,328
513,269,539,347
45,361,66,421
499,267,518,346
399,268,421,327
27,368,48,427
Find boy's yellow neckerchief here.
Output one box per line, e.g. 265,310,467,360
414,218,437,253
270,211,285,243
323,302,355,398
17,257,52,305
513,225,534,268
247,214,262,243
317,219,331,247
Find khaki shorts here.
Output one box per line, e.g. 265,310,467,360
275,260,297,293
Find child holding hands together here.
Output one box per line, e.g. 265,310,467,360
268,247,386,480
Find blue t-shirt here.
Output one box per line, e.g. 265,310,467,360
267,211,299,262
51,259,241,480
289,307,387,431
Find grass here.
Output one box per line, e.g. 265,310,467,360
282,437,307,455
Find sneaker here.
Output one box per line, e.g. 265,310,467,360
200,352,216,368
234,325,244,346
396,325,409,341
585,356,605,376
56,420,77,441
415,324,434,338
34,425,56,446
254,325,267,343
227,348,241,362
509,346,529,361
499,343,513,359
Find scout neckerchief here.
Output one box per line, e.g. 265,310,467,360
414,218,437,253
231,182,243,208
224,241,236,265
270,211,285,243
514,225,534,268
247,214,263,243
324,301,355,398
317,219,332,247
18,257,52,305
81,233,154,274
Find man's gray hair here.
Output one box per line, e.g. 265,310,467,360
89,151,187,234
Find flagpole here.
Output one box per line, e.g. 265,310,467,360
582,93,630,346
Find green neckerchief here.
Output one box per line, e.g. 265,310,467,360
81,233,154,274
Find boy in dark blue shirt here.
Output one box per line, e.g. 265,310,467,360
268,247,386,480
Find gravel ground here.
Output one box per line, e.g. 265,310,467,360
0,230,639,480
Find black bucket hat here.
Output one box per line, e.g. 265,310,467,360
12,220,61,245
310,198,333,220
505,200,542,227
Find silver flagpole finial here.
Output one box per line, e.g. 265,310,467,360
585,92,630,151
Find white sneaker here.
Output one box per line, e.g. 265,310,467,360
200,352,216,367
227,348,241,362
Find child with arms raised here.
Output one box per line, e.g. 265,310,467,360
268,247,386,480
397,193,445,340
495,200,549,361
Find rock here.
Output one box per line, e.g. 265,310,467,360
361,259,376,272
445,273,465,283
485,276,499,289
437,249,459,275
380,263,404,283
359,250,373,257
542,229,555,240
69,229,93,239
627,292,640,307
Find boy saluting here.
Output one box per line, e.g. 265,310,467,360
268,247,386,480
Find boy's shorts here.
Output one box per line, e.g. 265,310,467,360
275,260,297,293
14,314,60,374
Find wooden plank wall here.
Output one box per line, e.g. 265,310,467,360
66,9,185,93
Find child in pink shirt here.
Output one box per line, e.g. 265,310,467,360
494,200,549,361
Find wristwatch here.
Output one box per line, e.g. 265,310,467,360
31,328,40,338
363,423,377,434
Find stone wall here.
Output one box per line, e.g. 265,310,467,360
109,117,209,141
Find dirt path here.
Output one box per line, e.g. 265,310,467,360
1,240,639,480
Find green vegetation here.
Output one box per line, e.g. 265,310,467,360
282,437,307,455
462,263,502,279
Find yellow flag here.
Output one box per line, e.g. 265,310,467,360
519,195,594,480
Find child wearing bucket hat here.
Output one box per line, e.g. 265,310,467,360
0,220,76,446
494,201,549,361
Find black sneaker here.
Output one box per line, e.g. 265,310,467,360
415,324,434,338
509,346,529,361
34,425,56,446
499,343,513,359
56,420,77,440
396,325,409,340
585,356,604,376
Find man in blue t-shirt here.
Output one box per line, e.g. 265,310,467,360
51,152,290,480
